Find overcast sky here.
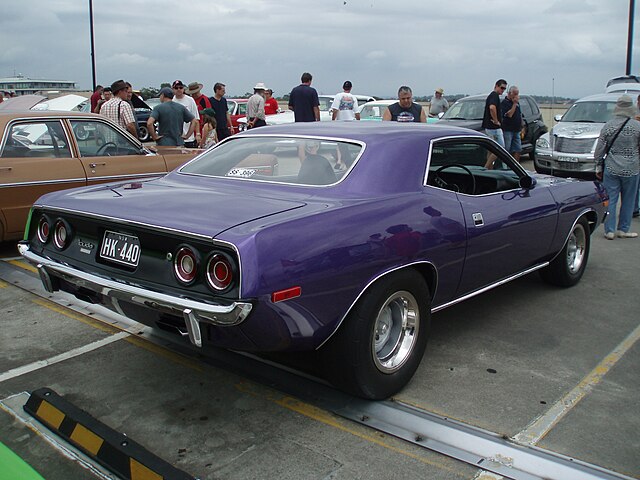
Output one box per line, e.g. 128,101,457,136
1,0,637,99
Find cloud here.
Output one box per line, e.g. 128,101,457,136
365,50,387,61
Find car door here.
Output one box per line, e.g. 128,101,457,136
67,118,167,184
427,138,558,296
0,118,86,239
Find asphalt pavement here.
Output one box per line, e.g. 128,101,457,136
0,212,638,479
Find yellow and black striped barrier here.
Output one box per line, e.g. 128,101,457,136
24,388,195,480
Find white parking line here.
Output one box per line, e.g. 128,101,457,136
0,332,130,383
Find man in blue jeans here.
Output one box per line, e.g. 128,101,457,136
482,79,507,147
501,85,523,161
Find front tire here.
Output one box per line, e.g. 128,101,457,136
540,217,590,287
321,269,431,399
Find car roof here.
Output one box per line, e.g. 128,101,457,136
574,92,630,103
360,100,397,106
238,120,482,144
0,110,105,119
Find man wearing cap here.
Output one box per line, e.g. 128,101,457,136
264,89,279,115
246,83,268,129
331,81,360,121
429,88,449,118
147,87,196,147
99,79,138,138
171,80,200,147
288,72,320,122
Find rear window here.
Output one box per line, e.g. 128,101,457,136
180,136,363,186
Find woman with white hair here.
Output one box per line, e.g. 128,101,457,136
595,94,640,239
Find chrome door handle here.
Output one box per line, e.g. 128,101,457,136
0,167,12,172
89,162,107,168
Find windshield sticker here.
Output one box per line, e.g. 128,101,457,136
227,167,257,178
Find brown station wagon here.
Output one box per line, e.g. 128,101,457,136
0,110,201,242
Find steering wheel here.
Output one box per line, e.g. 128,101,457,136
96,142,117,156
434,164,476,195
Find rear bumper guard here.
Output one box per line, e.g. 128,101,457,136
18,242,252,347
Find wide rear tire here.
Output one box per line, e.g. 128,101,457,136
540,217,590,287
321,269,431,399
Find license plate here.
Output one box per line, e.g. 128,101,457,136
99,230,141,267
557,155,579,163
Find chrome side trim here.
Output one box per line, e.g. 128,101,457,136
432,262,549,313
545,209,593,266
317,260,438,350
19,244,252,336
0,178,86,188
87,172,165,182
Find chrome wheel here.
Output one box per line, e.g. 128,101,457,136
372,290,419,374
566,222,587,274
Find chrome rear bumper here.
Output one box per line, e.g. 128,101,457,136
18,242,252,347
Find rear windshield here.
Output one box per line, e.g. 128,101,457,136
180,136,363,186
560,101,616,123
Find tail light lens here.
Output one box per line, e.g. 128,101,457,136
206,253,234,291
53,219,71,250
174,247,198,284
37,216,50,244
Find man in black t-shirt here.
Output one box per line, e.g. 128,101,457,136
383,86,426,123
209,82,234,140
288,72,320,122
501,85,523,161
482,79,507,148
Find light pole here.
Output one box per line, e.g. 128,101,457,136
89,0,97,90
627,0,635,75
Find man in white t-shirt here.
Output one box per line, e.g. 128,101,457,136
331,81,360,121
171,80,200,147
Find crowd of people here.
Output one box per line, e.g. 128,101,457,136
88,74,639,237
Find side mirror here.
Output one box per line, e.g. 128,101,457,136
437,112,445,119
520,175,537,189
554,114,563,122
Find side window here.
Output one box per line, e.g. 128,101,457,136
520,98,533,118
70,120,141,157
427,140,522,195
1,121,71,158
227,101,236,114
238,103,247,115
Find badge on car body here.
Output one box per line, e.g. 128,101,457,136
77,239,95,255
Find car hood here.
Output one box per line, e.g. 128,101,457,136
35,177,306,239
31,94,88,111
436,119,482,131
551,122,603,138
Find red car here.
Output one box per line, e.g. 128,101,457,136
227,99,248,132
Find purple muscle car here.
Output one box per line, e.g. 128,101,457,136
18,122,609,399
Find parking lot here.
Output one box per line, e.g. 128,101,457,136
0,201,638,480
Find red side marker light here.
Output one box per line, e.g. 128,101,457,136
271,286,302,303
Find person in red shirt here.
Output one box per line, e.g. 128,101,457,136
187,81,212,134
264,88,279,115
90,85,103,113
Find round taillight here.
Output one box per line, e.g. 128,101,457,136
174,247,198,284
53,220,70,250
37,216,50,244
206,254,233,291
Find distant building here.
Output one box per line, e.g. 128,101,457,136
0,74,76,96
